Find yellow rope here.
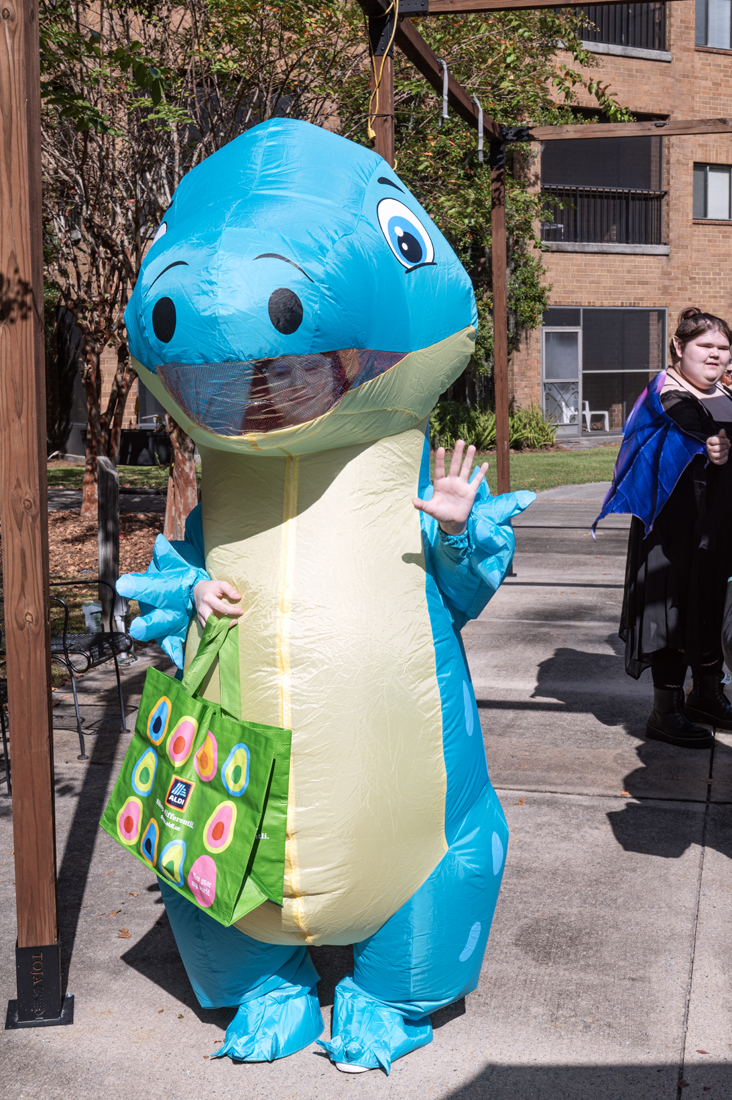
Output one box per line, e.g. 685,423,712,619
367,0,399,142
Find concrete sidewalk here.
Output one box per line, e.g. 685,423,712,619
1,484,730,1098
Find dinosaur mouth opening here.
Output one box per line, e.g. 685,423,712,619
156,349,404,435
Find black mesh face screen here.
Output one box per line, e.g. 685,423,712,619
156,349,404,436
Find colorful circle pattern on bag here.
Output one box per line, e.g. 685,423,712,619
188,854,217,908
203,800,237,854
221,743,250,797
147,696,171,745
116,796,143,844
140,817,160,867
167,716,198,765
131,747,158,796
194,731,218,782
159,839,186,887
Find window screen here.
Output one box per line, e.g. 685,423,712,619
541,136,663,190
582,309,665,373
693,164,732,219
696,0,732,47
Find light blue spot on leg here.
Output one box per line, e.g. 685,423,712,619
463,681,474,737
492,831,504,875
459,921,481,963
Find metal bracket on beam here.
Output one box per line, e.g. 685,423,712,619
369,13,395,56
398,0,429,11
500,124,533,143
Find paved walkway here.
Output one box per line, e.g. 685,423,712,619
1,484,731,1098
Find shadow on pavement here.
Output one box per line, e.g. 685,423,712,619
439,1062,729,1099
529,638,732,863
55,659,150,994
121,882,235,1030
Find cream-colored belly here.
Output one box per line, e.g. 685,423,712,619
190,427,447,945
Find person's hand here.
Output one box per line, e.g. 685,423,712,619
413,440,488,535
707,428,730,466
192,579,244,629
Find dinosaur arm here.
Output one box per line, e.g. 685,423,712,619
116,503,210,669
424,482,535,620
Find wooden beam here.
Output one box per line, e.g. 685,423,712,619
394,17,502,138
1,0,63,1023
426,0,689,12
528,117,732,140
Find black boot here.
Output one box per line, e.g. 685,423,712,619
646,687,714,748
685,671,732,731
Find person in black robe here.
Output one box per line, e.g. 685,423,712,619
620,307,732,748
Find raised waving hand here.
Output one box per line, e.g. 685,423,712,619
413,440,488,535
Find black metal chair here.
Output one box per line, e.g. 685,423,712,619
50,580,134,761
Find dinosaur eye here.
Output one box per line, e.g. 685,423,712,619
377,198,435,270
152,221,167,245
152,297,176,342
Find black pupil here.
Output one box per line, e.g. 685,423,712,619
153,716,161,734
399,231,423,264
144,839,152,853
152,296,176,343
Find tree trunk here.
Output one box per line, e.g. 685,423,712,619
107,343,136,463
80,339,137,516
163,414,198,542
80,343,102,517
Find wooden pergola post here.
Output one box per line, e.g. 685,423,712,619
1,0,72,1027
368,10,396,166
489,139,510,493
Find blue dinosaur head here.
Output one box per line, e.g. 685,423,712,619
126,119,477,455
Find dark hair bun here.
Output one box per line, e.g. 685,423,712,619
678,306,704,323
672,306,732,358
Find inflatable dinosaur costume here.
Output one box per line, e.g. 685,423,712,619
118,118,533,1072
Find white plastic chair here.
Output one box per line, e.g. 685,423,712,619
582,400,609,432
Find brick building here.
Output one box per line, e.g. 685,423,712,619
511,0,732,438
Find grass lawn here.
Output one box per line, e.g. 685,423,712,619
434,444,620,494
49,447,620,496
47,462,174,490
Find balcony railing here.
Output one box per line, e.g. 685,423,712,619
579,2,667,51
541,185,666,245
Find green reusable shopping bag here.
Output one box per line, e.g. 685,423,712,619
100,615,292,926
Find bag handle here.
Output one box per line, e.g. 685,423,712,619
181,614,237,698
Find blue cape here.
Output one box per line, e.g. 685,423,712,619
593,370,706,535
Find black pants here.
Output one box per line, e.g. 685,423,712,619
651,647,722,689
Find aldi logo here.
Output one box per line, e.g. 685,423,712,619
165,776,195,812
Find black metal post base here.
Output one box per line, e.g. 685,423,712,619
6,994,74,1029
4,942,74,1028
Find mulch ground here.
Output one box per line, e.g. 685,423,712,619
47,510,162,578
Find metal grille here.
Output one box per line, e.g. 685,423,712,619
540,185,666,245
579,3,667,51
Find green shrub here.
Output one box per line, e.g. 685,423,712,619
508,403,557,450
430,401,556,452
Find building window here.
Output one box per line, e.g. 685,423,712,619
696,0,732,48
541,136,665,244
541,308,666,436
581,3,667,51
693,164,732,219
